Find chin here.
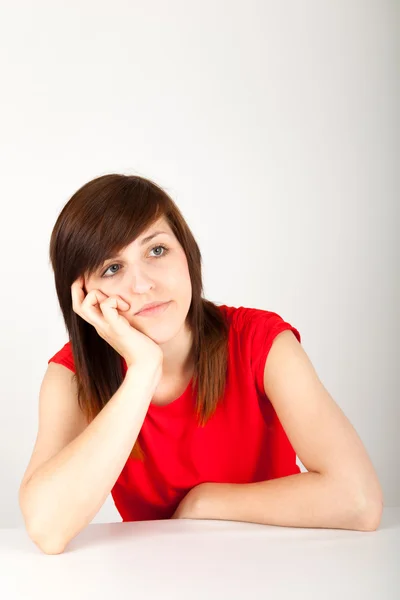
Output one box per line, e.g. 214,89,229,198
130,314,173,334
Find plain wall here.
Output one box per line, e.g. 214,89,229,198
0,0,398,528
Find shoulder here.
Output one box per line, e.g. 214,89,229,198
47,340,75,373
217,304,300,342
217,303,269,327
217,304,301,397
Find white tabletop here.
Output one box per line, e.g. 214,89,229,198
1,507,399,600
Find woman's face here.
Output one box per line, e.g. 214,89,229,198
83,216,192,343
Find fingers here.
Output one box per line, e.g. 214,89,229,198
99,297,131,329
71,276,130,332
87,290,113,330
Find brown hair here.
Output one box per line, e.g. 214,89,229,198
49,174,229,461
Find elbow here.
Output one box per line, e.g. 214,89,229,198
355,487,384,532
360,498,384,532
29,533,66,554
36,538,67,555
26,520,67,555
19,485,67,554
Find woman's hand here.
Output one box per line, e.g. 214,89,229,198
71,276,163,370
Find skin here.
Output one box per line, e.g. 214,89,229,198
83,216,195,387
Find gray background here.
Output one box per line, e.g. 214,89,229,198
1,0,398,528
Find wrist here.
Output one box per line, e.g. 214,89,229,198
125,361,162,389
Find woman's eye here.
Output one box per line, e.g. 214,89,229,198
102,264,120,277
101,244,169,278
150,245,169,258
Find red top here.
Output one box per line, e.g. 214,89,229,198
48,304,301,522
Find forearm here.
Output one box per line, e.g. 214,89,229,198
197,471,380,531
19,364,160,554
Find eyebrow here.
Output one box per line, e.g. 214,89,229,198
102,231,169,263
140,230,169,245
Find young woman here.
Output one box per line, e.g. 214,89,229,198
19,174,383,554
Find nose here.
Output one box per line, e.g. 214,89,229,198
126,265,155,294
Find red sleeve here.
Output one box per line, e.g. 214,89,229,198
245,308,301,398
47,341,76,373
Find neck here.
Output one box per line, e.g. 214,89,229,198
159,321,195,380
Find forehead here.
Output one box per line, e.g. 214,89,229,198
145,215,171,233
137,217,175,243
123,217,174,252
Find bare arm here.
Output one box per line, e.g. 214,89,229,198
19,363,160,554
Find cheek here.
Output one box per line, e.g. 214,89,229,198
168,263,191,293
176,252,191,277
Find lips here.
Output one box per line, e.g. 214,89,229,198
135,301,169,315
